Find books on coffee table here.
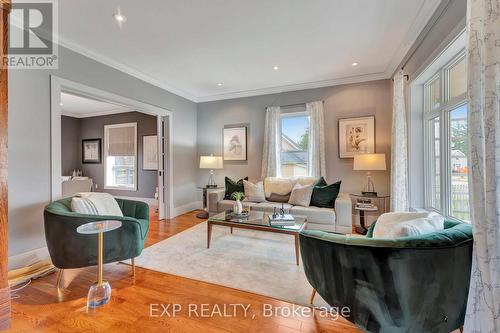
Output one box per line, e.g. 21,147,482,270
268,214,296,226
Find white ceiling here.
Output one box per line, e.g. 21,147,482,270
60,92,131,118
58,0,441,102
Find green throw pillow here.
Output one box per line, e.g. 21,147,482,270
224,177,248,200
310,178,341,208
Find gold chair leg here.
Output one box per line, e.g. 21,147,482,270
309,288,317,305
131,257,136,279
56,269,64,289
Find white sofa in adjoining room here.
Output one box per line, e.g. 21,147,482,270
208,177,352,234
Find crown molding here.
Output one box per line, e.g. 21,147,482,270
384,0,443,77
196,72,389,102
54,0,440,103
56,36,199,103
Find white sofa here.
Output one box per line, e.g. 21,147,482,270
208,177,352,234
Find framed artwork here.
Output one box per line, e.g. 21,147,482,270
338,116,375,158
82,138,101,164
143,135,158,170
223,125,247,161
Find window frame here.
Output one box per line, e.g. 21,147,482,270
103,122,138,191
279,110,311,178
423,50,468,221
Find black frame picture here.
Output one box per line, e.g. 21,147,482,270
82,138,102,164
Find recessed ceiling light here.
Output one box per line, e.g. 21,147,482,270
351,62,359,67
273,66,279,70
217,83,223,86
112,13,126,23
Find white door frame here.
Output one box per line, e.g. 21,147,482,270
50,75,174,218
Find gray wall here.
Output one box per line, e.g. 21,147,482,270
197,79,393,195
9,45,198,257
61,115,81,175
403,0,466,208
62,112,158,198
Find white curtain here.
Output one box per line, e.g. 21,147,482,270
306,101,326,178
464,0,500,331
261,106,281,179
390,70,409,212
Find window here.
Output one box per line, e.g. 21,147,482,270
104,122,137,191
424,52,469,221
280,112,310,177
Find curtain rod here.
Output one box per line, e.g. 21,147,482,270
280,100,324,108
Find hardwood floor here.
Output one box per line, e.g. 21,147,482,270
9,209,361,333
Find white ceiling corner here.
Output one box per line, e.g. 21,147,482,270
57,0,442,103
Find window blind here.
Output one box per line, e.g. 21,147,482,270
107,125,135,156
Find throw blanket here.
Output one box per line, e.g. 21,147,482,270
71,192,124,217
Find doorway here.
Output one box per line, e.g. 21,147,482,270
50,76,173,219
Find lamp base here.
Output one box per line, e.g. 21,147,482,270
361,191,377,197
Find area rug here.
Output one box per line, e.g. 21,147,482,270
123,222,328,307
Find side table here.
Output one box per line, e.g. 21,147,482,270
196,186,223,219
350,193,390,234
76,220,122,308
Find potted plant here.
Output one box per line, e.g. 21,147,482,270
231,192,245,215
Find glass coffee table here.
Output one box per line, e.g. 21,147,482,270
207,211,307,265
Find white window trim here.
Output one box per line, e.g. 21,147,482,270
104,122,138,191
423,50,467,221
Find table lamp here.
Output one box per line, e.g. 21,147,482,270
353,153,386,196
199,155,223,188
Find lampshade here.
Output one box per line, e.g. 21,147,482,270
353,153,386,171
199,155,223,169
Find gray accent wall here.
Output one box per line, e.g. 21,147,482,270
8,45,198,257
61,115,81,176
61,112,158,198
197,79,393,195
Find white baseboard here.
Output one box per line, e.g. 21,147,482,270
114,196,158,206
9,246,51,271
172,201,202,217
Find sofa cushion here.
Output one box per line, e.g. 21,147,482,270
243,180,266,203
310,179,342,208
290,206,335,225
288,183,314,206
253,202,293,213
291,176,317,187
218,199,256,212
264,177,294,198
224,177,248,200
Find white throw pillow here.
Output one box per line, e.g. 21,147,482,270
372,212,444,239
288,183,314,207
243,180,266,203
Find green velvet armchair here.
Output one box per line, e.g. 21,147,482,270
44,197,149,272
299,220,473,333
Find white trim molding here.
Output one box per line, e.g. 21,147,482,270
172,201,203,218
8,247,50,271
50,76,175,218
